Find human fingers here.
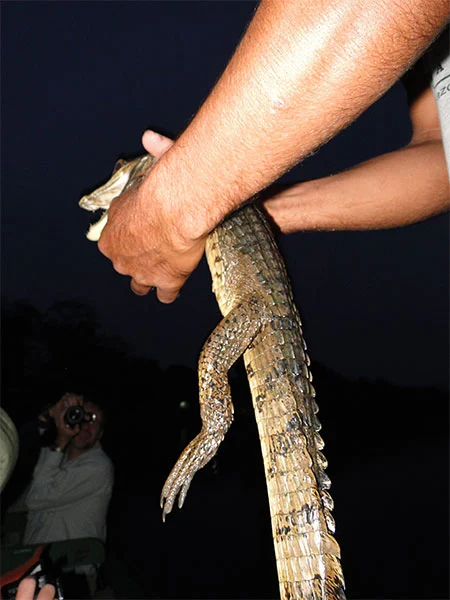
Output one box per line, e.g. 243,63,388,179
68,422,81,437
16,577,37,600
130,279,154,296
130,277,180,303
50,393,80,419
142,130,174,158
156,285,181,304
16,578,55,600
37,584,56,600
63,393,83,407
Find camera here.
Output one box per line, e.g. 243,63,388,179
64,405,97,427
64,405,85,427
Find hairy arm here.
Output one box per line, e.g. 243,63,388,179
98,0,449,301
264,87,449,231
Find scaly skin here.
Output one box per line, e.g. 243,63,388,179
80,155,346,600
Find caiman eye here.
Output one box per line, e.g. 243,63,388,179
112,158,126,174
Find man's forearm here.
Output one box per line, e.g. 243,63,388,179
97,0,448,302
149,0,449,239
265,139,449,232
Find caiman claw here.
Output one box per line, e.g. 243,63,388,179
160,430,221,522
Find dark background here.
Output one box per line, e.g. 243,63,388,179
2,2,448,599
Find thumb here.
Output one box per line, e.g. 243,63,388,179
142,130,174,158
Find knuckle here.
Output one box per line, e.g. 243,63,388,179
133,272,152,286
113,262,130,276
97,237,109,257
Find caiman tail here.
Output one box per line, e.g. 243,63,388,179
245,334,345,599
231,206,345,599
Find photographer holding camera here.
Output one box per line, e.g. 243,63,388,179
23,392,114,547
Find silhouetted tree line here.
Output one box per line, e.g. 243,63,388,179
1,298,448,598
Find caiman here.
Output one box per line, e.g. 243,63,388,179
80,154,346,600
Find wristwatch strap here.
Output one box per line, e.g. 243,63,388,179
50,445,64,453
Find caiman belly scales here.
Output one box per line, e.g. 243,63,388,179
80,154,346,600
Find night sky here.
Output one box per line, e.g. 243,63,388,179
3,1,449,391
2,3,449,599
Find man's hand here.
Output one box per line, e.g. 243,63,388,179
97,131,205,304
48,393,83,449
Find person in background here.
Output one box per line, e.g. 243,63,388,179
24,392,114,546
94,0,449,302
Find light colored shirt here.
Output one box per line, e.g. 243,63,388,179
430,27,450,174
24,443,114,545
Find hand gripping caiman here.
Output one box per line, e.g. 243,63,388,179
80,154,346,600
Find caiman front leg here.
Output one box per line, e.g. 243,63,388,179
161,299,265,521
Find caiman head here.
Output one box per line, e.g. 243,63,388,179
79,153,155,241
